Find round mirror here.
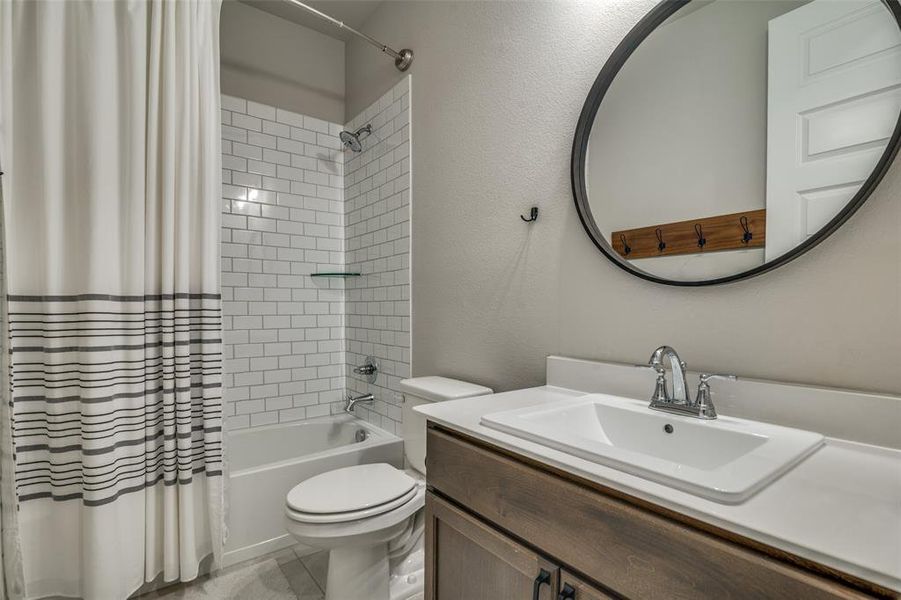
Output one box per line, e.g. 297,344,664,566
572,0,901,285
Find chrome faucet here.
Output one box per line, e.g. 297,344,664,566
344,393,374,414
648,345,689,405
646,346,736,420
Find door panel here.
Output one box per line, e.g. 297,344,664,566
425,491,558,600
766,0,901,260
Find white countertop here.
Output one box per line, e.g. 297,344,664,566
416,385,901,592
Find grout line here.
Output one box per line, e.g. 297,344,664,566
295,551,326,594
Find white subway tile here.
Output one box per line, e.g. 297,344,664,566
221,94,246,113
232,173,262,190
248,131,276,149
277,138,305,155
247,160,277,177
247,100,276,121
263,120,290,138
304,115,329,134
222,125,247,143
222,84,410,431
262,177,292,193
291,127,316,144
250,412,279,427
275,108,304,128
232,112,262,132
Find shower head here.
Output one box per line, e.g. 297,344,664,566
339,124,372,153
339,130,362,152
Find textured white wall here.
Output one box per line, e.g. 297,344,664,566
220,1,345,122
345,0,901,395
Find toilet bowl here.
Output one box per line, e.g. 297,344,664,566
284,376,492,600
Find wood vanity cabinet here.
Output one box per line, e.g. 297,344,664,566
424,425,893,600
426,491,613,600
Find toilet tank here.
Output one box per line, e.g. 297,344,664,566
399,376,492,474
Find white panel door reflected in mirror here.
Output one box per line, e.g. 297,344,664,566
576,0,901,284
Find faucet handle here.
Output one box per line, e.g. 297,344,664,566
353,356,379,383
698,373,737,385
637,363,669,404
693,373,736,419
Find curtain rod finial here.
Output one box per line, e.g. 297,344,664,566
395,49,414,71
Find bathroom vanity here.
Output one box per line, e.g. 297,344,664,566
425,426,882,599
417,357,901,600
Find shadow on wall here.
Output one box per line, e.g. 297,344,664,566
221,59,345,105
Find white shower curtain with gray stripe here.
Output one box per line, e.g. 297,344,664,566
0,1,225,598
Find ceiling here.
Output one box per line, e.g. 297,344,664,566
239,0,385,42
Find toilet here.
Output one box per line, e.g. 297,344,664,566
284,376,492,600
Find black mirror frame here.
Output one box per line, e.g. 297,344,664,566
571,0,901,286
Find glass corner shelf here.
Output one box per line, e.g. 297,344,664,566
309,272,362,278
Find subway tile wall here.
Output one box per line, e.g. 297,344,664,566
220,94,347,430
344,78,412,434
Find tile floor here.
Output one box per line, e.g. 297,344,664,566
137,547,329,600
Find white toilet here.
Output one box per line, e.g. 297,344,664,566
284,376,492,600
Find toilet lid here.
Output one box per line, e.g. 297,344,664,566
286,463,416,514
286,486,419,524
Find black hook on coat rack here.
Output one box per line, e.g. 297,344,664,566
655,228,666,252
520,207,539,222
620,234,632,256
695,223,707,248
740,215,753,244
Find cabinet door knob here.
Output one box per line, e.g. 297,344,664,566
532,568,551,600
557,583,575,600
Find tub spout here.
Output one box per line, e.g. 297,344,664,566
344,393,374,413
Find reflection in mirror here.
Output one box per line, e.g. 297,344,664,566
583,0,901,283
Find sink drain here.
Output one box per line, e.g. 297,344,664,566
663,424,674,434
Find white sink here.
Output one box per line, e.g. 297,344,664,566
480,393,824,503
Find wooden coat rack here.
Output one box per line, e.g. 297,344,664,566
611,209,766,260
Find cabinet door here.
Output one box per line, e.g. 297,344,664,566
425,491,558,600
557,570,617,600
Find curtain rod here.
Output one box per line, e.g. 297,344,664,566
284,0,414,71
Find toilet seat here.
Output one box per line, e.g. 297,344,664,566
285,485,425,550
287,486,418,524
286,463,418,524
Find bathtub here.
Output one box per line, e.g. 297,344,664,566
223,414,404,567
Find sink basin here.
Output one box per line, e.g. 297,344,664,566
480,393,824,503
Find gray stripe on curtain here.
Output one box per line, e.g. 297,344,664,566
8,295,224,507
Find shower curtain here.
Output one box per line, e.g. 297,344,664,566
0,1,225,598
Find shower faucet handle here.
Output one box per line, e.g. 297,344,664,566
353,356,379,383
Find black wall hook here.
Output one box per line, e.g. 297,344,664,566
655,228,666,252
740,215,753,244
520,207,539,222
620,234,632,256
695,223,707,248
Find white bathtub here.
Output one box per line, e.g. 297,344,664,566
223,414,404,567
